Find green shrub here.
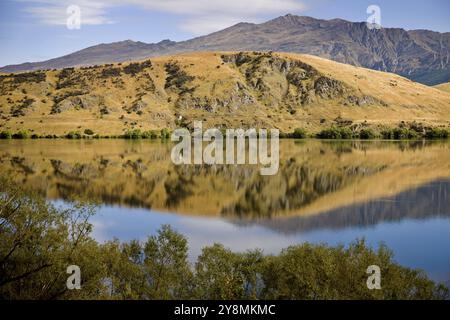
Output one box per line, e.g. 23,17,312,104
65,131,82,139
317,127,340,139
359,128,377,140
142,130,159,139
291,128,308,139
123,129,142,139
339,127,354,139
317,127,354,139
425,128,449,139
160,128,170,139
382,128,419,140
0,131,12,139
12,131,29,139
381,129,394,139
84,129,94,136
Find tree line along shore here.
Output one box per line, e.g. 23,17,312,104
0,123,449,140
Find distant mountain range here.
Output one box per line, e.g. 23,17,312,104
1,14,449,85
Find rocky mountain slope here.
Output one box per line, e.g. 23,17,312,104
1,15,449,85
1,51,449,136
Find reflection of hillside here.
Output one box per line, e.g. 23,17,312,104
0,140,449,219
235,180,450,234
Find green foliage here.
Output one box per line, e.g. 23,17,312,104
291,128,308,139
0,131,12,139
84,129,94,136
65,131,82,139
359,128,377,140
123,129,143,139
141,130,159,139
261,241,447,300
317,127,354,139
425,128,449,139
0,180,102,299
381,128,419,140
143,225,192,299
1,181,448,300
194,244,264,299
160,128,170,139
123,129,170,139
12,130,29,139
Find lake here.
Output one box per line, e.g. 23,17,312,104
1,139,450,282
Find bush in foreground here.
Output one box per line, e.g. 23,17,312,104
0,181,448,300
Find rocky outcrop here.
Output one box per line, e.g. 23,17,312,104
222,52,384,109
52,95,104,114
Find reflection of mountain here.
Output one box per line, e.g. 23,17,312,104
233,180,450,235
1,140,450,220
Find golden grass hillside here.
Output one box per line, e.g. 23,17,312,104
1,51,449,136
435,82,450,93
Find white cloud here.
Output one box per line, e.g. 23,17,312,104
17,0,306,34
127,0,305,16
20,0,112,25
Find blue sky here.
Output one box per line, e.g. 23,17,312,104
1,0,449,67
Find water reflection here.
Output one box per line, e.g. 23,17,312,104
1,139,450,219
1,139,450,281
236,180,450,233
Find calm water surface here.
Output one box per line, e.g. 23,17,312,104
1,139,450,281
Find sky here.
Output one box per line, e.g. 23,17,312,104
0,0,449,67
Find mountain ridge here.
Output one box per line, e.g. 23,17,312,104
1,14,450,85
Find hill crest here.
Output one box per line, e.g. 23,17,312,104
1,14,449,85
1,51,449,136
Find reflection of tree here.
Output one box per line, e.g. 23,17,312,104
164,166,195,208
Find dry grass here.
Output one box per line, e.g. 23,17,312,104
1,51,449,136
435,82,450,93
